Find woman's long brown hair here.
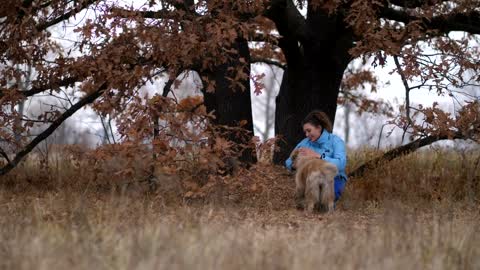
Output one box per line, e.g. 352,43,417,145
301,111,333,133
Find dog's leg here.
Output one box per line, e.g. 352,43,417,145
305,174,320,213
295,174,306,210
319,176,335,213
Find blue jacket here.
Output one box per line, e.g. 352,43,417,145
285,130,348,180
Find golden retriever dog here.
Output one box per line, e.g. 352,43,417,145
290,149,338,213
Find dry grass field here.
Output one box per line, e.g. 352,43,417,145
1,147,479,270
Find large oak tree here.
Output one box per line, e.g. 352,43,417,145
0,0,479,175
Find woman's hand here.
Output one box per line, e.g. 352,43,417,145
298,148,321,159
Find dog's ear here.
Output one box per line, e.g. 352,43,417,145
322,162,338,179
290,149,299,161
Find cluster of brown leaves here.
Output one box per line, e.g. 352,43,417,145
58,94,259,198
0,0,265,136
339,65,394,116
390,100,480,142
0,0,269,176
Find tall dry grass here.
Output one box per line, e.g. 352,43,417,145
344,146,480,207
0,147,479,270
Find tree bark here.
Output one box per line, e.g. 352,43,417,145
271,3,354,164
200,38,256,163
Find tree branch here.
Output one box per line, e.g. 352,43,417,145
263,0,306,68
0,76,80,100
393,55,413,143
380,8,480,35
264,0,308,44
0,147,11,163
110,7,179,20
251,57,286,69
247,32,280,44
24,76,79,97
348,132,464,179
388,0,449,8
2,51,154,99
167,0,195,14
36,0,99,31
393,55,411,124
162,75,177,97
15,0,36,21
0,84,106,176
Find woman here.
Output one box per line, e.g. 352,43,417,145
285,110,348,202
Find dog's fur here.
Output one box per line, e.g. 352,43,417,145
290,149,338,213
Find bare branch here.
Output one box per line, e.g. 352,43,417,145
162,71,184,97
162,78,175,98
0,83,106,176
393,55,412,125
0,147,11,163
251,57,286,69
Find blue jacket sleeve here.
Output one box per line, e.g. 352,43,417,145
285,156,293,171
322,136,347,172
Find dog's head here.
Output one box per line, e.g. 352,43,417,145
289,149,300,168
290,148,299,160
290,149,313,169
290,149,338,177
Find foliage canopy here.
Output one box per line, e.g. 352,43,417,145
0,0,479,175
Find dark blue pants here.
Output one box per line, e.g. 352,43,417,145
334,176,347,202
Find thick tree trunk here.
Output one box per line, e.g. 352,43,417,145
200,38,256,163
272,6,354,164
